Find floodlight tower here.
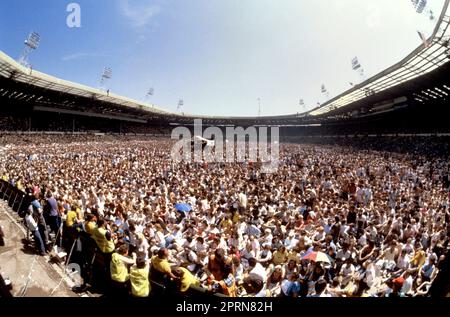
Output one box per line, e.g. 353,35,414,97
18,32,40,67
351,56,366,83
299,99,306,111
411,0,435,22
258,98,261,117
99,67,113,90
144,87,154,102
321,84,330,101
177,99,184,113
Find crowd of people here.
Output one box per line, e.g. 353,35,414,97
0,133,449,297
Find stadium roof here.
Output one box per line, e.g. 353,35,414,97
0,0,449,123
309,0,450,116
0,51,178,117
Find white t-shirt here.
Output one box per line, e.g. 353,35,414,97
356,188,364,203
401,276,414,295
238,193,248,208
341,264,355,276
384,248,398,262
358,234,367,246
250,263,268,283
396,255,410,270
284,237,298,250
25,214,38,231
155,231,166,247
363,263,377,287
251,239,260,253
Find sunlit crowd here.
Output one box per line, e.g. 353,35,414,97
1,134,449,297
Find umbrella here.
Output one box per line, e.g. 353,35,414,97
302,251,331,264
174,203,192,212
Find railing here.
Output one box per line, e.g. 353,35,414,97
0,273,13,298
0,180,29,216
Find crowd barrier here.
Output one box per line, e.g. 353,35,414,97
0,180,29,216
0,273,12,298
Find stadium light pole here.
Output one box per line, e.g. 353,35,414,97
411,0,436,22
351,57,365,83
299,99,306,112
99,67,112,92
177,99,184,113
321,85,330,102
18,32,40,68
258,98,261,117
145,87,154,102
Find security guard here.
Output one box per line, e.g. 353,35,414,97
91,219,115,254
110,244,136,297
130,256,151,297
91,218,115,290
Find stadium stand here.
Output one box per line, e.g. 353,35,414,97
0,0,449,299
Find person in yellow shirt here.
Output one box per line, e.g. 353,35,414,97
16,178,25,192
91,218,115,283
150,248,177,283
220,216,233,232
130,256,151,297
63,208,81,251
66,209,79,228
272,246,288,266
92,219,115,254
84,214,97,235
173,267,201,293
110,244,136,297
410,245,426,270
232,212,241,224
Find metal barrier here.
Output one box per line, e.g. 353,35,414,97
0,180,28,216
0,273,13,298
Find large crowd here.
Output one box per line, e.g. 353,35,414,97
0,133,449,297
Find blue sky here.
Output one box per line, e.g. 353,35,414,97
0,0,443,116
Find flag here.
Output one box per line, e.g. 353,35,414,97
417,31,430,48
